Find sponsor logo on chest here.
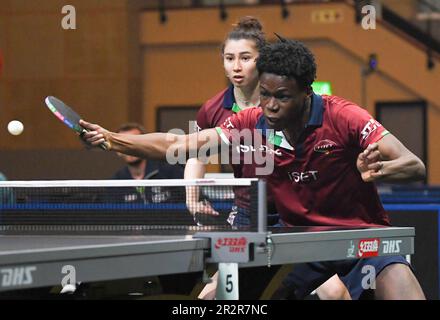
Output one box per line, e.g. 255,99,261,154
313,139,338,154
288,170,319,183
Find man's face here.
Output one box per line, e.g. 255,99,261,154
117,128,143,164
259,72,308,131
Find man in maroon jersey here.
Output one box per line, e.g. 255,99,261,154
80,39,425,299
213,38,425,299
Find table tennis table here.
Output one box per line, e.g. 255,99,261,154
0,179,416,299
0,225,414,297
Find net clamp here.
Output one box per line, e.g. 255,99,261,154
194,232,266,263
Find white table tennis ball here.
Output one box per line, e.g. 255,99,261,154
7,120,24,136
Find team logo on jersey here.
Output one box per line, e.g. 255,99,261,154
361,119,382,141
313,139,337,154
357,238,380,258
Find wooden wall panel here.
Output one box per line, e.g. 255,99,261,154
0,0,142,154
139,3,440,180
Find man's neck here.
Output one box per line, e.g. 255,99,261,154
283,97,311,145
128,160,147,180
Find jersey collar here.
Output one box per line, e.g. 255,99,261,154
223,85,243,113
307,93,324,128
256,93,324,149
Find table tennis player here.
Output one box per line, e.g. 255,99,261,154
80,38,426,299
185,16,349,300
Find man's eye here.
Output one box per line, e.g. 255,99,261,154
276,95,291,101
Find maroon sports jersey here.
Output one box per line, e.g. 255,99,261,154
196,85,274,210
217,93,391,227
196,85,238,131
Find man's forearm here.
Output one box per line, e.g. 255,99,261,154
79,120,222,164
107,132,179,160
380,155,426,182
105,128,221,162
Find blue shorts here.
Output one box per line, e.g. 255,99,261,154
276,256,410,300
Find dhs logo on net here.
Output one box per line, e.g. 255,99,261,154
288,170,319,183
214,237,247,253
357,238,380,258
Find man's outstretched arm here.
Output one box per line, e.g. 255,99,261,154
79,119,221,160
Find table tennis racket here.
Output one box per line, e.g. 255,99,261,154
44,96,110,150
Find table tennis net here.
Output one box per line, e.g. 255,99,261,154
0,179,260,232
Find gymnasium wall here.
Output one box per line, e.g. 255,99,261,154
1,1,439,182
139,2,440,181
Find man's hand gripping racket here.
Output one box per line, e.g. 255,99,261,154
44,96,110,150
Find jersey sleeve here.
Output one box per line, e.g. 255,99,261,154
195,102,209,132
335,103,390,149
216,107,260,145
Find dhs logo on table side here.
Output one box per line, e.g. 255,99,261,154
215,237,247,253
357,238,380,258
0,266,36,288
351,239,403,258
382,240,402,254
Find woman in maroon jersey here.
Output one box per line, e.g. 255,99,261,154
184,17,265,224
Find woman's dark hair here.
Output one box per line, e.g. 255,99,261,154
222,16,266,52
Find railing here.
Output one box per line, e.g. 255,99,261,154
381,0,440,56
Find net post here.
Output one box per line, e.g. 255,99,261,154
258,179,267,233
